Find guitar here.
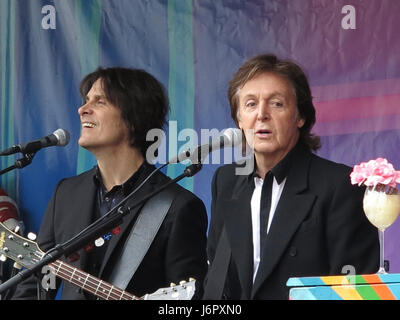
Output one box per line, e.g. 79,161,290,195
0,222,195,300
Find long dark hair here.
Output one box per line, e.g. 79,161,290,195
80,67,169,157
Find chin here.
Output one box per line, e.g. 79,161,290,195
78,139,91,149
254,149,274,158
253,141,275,153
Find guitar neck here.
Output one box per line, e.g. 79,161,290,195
49,260,139,300
0,221,194,300
0,222,193,300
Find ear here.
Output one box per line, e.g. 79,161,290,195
297,117,305,129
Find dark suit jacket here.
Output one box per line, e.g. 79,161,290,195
12,166,208,300
204,144,379,300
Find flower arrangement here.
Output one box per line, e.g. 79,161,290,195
350,157,400,190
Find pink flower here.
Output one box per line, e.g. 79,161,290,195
350,158,400,188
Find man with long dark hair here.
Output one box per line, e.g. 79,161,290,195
12,67,208,300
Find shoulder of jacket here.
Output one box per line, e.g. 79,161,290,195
153,169,204,204
309,153,352,178
56,167,96,189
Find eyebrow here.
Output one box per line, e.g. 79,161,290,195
241,91,286,101
268,92,286,100
85,94,107,102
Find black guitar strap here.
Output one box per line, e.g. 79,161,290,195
108,187,175,290
203,226,231,299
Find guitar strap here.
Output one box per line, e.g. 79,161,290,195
108,187,175,290
202,226,231,299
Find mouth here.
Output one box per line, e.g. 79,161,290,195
255,129,272,137
81,121,97,129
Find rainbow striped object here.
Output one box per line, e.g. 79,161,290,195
287,274,400,300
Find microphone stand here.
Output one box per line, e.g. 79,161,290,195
0,162,203,295
0,152,37,176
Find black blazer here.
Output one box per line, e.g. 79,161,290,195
12,166,208,300
204,145,379,300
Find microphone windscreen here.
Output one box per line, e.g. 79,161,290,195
222,128,242,147
53,128,70,147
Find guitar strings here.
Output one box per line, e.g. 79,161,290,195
34,251,140,300
50,260,140,300
34,252,180,300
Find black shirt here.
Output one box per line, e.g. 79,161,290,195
86,161,150,278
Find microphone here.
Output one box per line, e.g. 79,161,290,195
0,129,70,156
169,128,242,164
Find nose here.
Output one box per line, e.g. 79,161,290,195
257,101,270,120
78,102,92,117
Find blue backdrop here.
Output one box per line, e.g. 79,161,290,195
1,0,400,272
